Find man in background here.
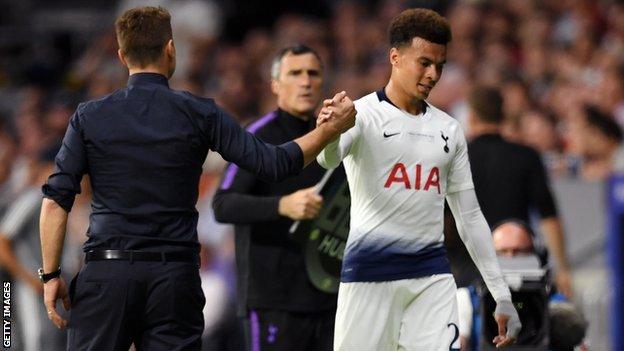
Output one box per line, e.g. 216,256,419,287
457,220,586,351
575,105,624,179
213,45,336,350
0,146,65,351
448,86,573,298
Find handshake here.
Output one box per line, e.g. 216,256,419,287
315,91,357,136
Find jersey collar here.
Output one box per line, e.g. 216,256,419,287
376,87,430,119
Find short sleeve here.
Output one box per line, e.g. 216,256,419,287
317,109,363,169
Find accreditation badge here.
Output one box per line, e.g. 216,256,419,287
291,167,350,293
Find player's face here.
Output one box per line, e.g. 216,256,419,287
390,37,446,101
272,53,323,117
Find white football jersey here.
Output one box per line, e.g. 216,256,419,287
318,90,474,282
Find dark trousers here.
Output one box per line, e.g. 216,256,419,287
242,309,335,351
67,260,205,351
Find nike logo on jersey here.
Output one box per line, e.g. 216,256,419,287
441,131,449,153
383,131,400,138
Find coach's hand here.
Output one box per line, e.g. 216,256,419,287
317,91,356,134
493,299,521,348
44,277,70,330
279,186,323,220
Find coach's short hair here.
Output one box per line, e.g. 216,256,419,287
389,8,452,48
115,7,173,67
468,85,504,124
270,44,323,80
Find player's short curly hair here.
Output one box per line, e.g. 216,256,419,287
115,7,172,67
389,8,452,48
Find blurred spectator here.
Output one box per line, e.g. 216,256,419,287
0,118,16,215
0,145,65,351
549,302,589,351
116,0,222,85
196,172,241,351
572,105,624,180
447,86,573,299
0,0,623,347
519,109,576,177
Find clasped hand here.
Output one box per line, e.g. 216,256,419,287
316,91,356,134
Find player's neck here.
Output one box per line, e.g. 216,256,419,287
385,81,424,115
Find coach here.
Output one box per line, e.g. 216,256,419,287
37,7,355,351
213,45,336,350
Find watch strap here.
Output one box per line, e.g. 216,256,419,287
38,267,61,283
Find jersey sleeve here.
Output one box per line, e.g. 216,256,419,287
317,109,362,169
446,126,474,194
446,189,512,302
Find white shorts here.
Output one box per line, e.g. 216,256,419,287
334,274,460,351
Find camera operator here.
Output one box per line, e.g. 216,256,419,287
456,220,587,351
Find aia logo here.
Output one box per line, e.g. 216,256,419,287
384,163,441,194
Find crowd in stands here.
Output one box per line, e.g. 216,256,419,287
0,0,621,349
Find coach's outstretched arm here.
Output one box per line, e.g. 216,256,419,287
447,189,522,348
295,91,356,165
211,91,356,182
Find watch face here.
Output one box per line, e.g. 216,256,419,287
38,268,60,282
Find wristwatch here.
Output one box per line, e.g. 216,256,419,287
38,267,61,283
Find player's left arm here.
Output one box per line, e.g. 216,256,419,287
447,189,521,348
445,126,521,347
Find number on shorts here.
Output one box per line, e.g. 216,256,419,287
447,323,460,351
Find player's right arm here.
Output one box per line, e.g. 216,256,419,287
316,100,362,169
